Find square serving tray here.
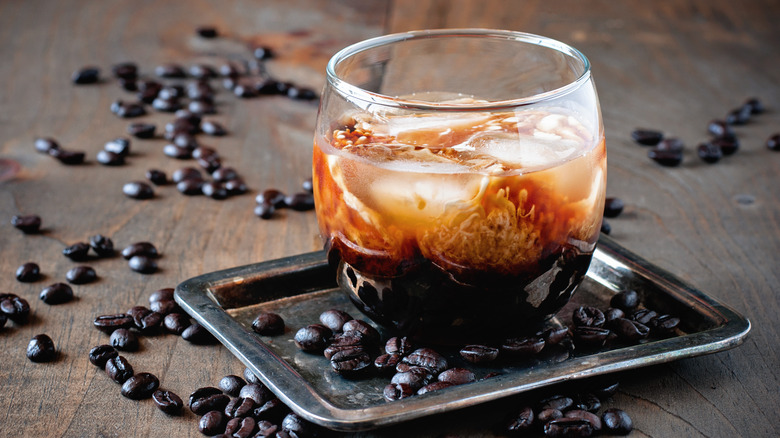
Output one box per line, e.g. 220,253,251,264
175,235,750,432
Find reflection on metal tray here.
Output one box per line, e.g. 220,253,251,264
175,235,750,432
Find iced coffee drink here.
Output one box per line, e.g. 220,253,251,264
314,30,606,341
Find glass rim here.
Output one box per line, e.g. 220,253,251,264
326,28,592,111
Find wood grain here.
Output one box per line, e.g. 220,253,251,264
1,0,778,436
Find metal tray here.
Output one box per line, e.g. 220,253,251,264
175,235,750,432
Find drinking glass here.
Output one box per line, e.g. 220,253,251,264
313,29,606,342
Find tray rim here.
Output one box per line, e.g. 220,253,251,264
175,235,751,431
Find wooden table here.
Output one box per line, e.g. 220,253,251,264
1,1,778,436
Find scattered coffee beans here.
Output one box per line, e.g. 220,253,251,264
121,372,160,400
65,265,97,284
72,67,100,84
27,334,57,362
153,390,184,415
89,234,114,257
15,262,41,282
128,122,156,138
110,328,139,351
88,344,119,367
11,214,42,234
63,242,91,261
121,242,159,259
105,355,134,384
128,255,157,274
39,282,74,304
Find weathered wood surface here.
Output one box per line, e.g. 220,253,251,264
1,0,778,436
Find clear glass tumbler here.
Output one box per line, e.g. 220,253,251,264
313,29,606,343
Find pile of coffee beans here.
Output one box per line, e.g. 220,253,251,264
633,97,774,166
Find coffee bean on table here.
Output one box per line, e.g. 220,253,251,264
152,390,183,415
163,313,190,335
163,144,192,159
1,295,30,324
72,67,99,84
603,197,624,218
573,393,602,413
96,150,124,166
63,242,91,261
602,408,633,434
255,203,275,220
113,102,147,118
201,181,228,200
112,62,137,79
15,262,40,282
40,282,74,304
648,147,683,167
239,383,272,405
631,308,658,325
181,322,215,344
34,137,60,154
176,179,203,195
93,314,133,333
224,178,248,195
630,128,663,146
128,123,156,139
400,348,448,375
201,120,227,136
149,288,174,303
121,372,159,400
233,83,258,98
89,344,118,367
145,169,167,185
129,306,162,332
707,120,736,139
128,255,158,274
49,148,86,165
105,355,134,384
65,266,97,284
121,242,158,259
697,142,723,163
284,192,315,211
544,418,593,438
211,167,238,183
154,63,185,78
225,397,256,419
11,214,42,234
610,290,639,310
104,138,131,157
190,387,231,415
712,136,739,155
110,328,139,351
26,334,56,362
218,375,246,397
725,105,751,125
252,312,285,335
199,410,226,435
89,234,114,257
149,299,179,315
767,133,780,151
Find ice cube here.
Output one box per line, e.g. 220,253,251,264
385,113,492,147
466,131,580,170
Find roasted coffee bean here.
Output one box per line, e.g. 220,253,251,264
128,124,157,143
104,138,131,156
385,336,413,356
506,406,534,433
631,308,658,325
254,202,275,220
294,324,332,353
602,408,633,435
49,148,86,164
697,142,723,163
15,262,40,282
573,306,606,327
93,314,133,333
40,282,74,304
593,380,620,400
707,120,736,139
726,105,751,125
201,120,227,136
538,408,564,423
191,393,231,416
767,133,780,151
650,314,680,335
253,78,280,95
342,319,380,345
318,309,353,332
610,290,639,310
281,413,318,438
129,306,162,332
501,336,545,357
605,307,625,322
149,299,178,315
62,242,89,262
224,178,248,195
121,242,158,259
123,181,154,199
157,86,183,101
417,381,455,396
137,88,159,104
1,295,30,323
201,181,228,200
171,167,202,183
544,418,593,438
218,63,239,77
165,119,199,138
119,78,137,91
239,383,272,405
105,355,134,384
383,382,414,401
34,137,60,153
459,344,499,364
153,389,183,415
189,386,222,407
374,353,402,375
257,189,286,208
233,83,258,98
27,334,56,362
251,312,285,335
287,86,318,101
744,97,764,114
163,313,190,335
11,214,42,234
211,167,238,183
331,348,372,378
224,397,255,419
192,147,217,161
96,149,125,166
253,46,274,60
197,154,222,173
218,375,246,397
163,143,192,159
187,99,216,115
72,67,100,84
128,255,158,274
199,410,226,435
253,399,288,424
172,133,198,150
65,265,96,284
89,234,114,257
648,147,683,167
284,192,315,211
573,326,610,347
611,317,650,341
243,367,262,385
630,128,663,146
275,82,292,95
109,328,138,351
255,420,280,437
438,368,475,385
88,344,118,367
155,63,186,78
565,409,602,431
182,322,214,344
391,366,432,391
149,288,174,303
145,169,167,185
711,136,739,155
324,332,366,360
225,416,257,437
112,62,137,79
176,179,203,195
538,326,570,346
573,393,602,413
189,64,217,79
114,102,147,118
603,197,624,218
